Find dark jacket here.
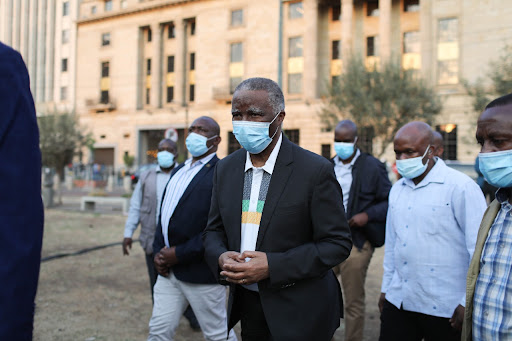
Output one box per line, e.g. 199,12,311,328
0,42,44,340
332,152,391,249
153,155,219,284
203,137,352,341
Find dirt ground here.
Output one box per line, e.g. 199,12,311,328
34,209,383,341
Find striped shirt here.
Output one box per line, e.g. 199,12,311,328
240,134,282,291
473,188,512,340
160,153,216,248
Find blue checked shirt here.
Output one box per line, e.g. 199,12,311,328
473,188,512,340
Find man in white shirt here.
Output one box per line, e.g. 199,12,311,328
379,121,487,341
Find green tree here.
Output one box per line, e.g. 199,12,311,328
38,111,93,179
320,57,442,157
465,45,512,113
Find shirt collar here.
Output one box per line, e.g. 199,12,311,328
333,149,361,167
244,133,283,174
402,157,446,189
186,152,216,167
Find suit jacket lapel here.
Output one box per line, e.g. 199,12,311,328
256,137,294,249
172,156,218,216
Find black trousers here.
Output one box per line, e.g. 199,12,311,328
379,300,461,341
236,286,273,341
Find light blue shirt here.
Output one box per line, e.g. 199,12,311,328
124,166,172,238
382,158,487,318
473,188,512,340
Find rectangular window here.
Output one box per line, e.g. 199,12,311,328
331,75,341,86
190,19,196,36
321,144,331,159
289,36,303,58
146,58,151,76
437,18,459,84
284,129,300,145
230,77,242,94
120,0,128,9
102,32,111,46
403,31,420,53
231,9,244,27
100,90,109,104
166,86,174,103
60,86,67,101
147,27,152,42
289,2,304,19
367,0,379,17
189,84,195,102
62,1,69,16
359,126,374,154
190,53,195,70
436,124,457,160
404,0,420,12
288,73,302,94
332,5,341,21
167,55,175,73
228,132,241,154
332,40,340,60
105,0,113,12
61,58,68,72
101,62,109,77
146,88,151,105
62,30,70,44
168,23,175,39
367,36,379,56
230,43,243,63
91,6,97,14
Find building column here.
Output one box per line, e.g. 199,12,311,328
21,0,30,58
13,0,21,50
136,27,144,110
341,0,353,65
45,0,55,103
151,23,163,108
420,0,433,83
4,0,13,46
303,0,318,98
379,0,392,62
36,0,47,104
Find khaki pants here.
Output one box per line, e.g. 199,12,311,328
334,241,374,341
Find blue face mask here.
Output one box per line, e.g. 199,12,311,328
396,144,431,179
186,132,217,157
478,149,512,188
232,113,280,154
334,137,358,160
157,151,175,168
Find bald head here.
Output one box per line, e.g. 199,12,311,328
191,116,220,137
395,121,433,147
432,131,444,157
158,138,177,154
334,120,358,143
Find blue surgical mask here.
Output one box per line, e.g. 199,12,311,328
186,132,217,157
232,113,280,154
157,151,175,168
396,144,431,179
478,149,512,188
334,137,358,160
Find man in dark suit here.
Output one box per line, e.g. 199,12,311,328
202,77,352,341
147,117,236,341
0,42,44,340
331,120,391,341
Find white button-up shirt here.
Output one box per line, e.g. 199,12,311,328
334,149,361,212
382,158,487,318
160,153,216,247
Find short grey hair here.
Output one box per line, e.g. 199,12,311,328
234,77,285,113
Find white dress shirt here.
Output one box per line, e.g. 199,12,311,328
124,166,171,238
381,158,487,318
160,153,216,247
334,149,361,212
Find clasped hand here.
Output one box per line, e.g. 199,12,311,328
154,246,178,277
218,251,270,285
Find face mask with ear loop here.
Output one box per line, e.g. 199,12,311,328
232,112,281,154
396,144,431,179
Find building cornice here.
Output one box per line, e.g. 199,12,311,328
77,0,203,25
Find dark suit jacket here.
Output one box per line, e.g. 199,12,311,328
153,155,218,284
332,152,391,249
203,137,352,341
0,43,44,340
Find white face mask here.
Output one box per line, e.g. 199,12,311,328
396,144,431,179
